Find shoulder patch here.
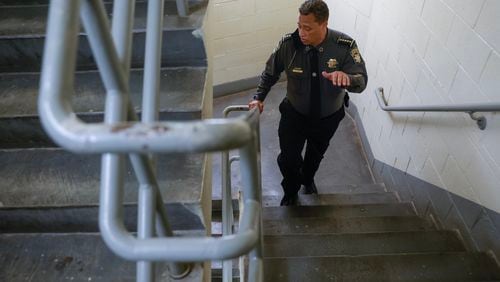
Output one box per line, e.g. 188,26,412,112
350,47,362,63
337,37,354,47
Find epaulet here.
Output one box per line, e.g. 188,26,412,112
337,37,354,47
281,33,293,43
273,33,294,53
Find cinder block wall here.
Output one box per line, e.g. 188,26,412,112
208,0,302,86
324,0,500,212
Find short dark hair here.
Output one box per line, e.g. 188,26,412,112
299,0,329,23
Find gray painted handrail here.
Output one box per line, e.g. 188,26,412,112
222,106,249,282
375,87,500,130
39,1,263,281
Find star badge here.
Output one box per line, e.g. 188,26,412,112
327,58,338,69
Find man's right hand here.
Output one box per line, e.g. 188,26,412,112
249,100,264,113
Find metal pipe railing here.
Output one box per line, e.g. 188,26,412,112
222,106,263,282
375,87,500,130
222,106,247,282
176,0,188,17
39,1,263,281
81,0,188,279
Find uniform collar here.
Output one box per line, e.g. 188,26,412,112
315,29,332,53
292,28,333,54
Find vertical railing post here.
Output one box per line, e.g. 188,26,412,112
140,0,190,278
222,107,263,282
222,109,241,282
239,128,263,282
222,149,234,282
175,0,188,17
79,4,131,282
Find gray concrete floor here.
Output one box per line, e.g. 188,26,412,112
212,82,375,200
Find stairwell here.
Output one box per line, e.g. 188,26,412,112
213,85,500,281
0,0,211,281
1,0,500,281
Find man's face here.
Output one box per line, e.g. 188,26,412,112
297,13,327,47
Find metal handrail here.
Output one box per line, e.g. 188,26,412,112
375,87,500,130
39,1,263,282
222,106,253,282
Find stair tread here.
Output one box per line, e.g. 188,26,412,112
0,0,114,6
0,1,206,37
263,230,465,257
263,202,416,220
264,253,500,281
0,233,205,281
313,182,387,194
0,67,206,118
262,192,399,207
0,148,205,207
263,215,436,235
0,2,208,72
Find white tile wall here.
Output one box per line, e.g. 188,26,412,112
324,0,500,212
209,0,301,85
207,0,500,212
415,71,443,105
419,157,446,189
441,155,477,201
398,44,423,90
448,67,489,103
442,0,485,28
422,0,454,41
475,0,500,51
479,51,500,101
403,15,431,57
446,16,492,82
423,35,458,93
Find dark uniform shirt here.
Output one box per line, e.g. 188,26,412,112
254,28,368,118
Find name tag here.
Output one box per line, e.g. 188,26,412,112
292,67,303,74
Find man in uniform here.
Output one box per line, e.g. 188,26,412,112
249,0,368,206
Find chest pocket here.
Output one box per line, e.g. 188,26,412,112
286,65,308,95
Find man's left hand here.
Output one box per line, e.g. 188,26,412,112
322,71,350,88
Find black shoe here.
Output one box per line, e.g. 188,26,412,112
303,181,318,194
280,194,298,206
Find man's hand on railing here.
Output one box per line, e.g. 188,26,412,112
249,100,264,113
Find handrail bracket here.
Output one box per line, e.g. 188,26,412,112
469,111,487,130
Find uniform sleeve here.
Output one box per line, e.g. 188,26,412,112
253,37,287,101
341,41,368,93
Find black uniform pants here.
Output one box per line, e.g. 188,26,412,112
277,98,345,196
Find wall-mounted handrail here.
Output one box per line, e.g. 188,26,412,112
375,87,500,130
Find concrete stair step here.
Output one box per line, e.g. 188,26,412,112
0,67,207,149
264,253,500,281
263,215,436,235
262,192,400,207
0,0,115,5
211,269,239,282
263,230,465,258
0,233,205,282
0,148,209,232
0,0,192,7
0,1,207,72
0,203,205,233
212,189,399,221
263,202,416,221
312,182,387,194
